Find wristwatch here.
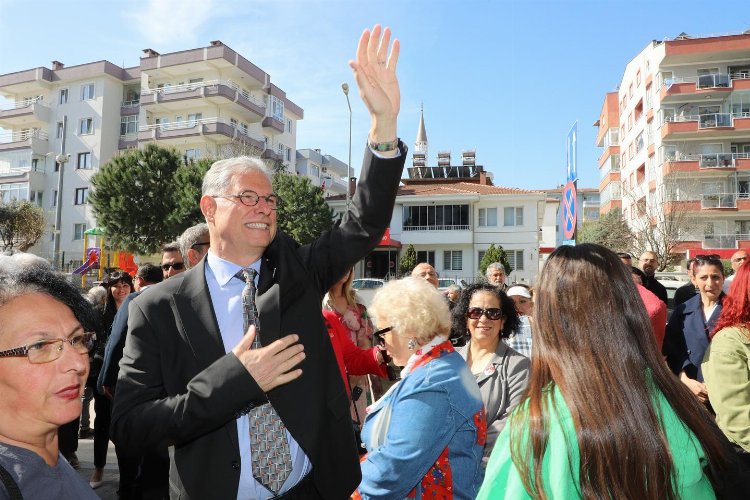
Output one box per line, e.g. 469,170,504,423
368,138,399,152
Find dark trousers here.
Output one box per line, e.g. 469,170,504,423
58,418,79,457
92,390,111,468
272,473,322,499
139,448,170,500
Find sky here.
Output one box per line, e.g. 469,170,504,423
1,0,749,190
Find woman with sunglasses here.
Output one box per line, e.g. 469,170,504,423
354,277,485,499
478,244,739,499
88,270,133,489
0,265,100,499
663,254,725,406
452,283,530,466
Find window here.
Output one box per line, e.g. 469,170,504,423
80,83,95,101
477,251,486,270
269,96,284,121
240,122,248,135
443,250,463,271
187,113,202,126
77,152,91,169
184,149,201,160
74,223,87,241
52,190,58,207
56,121,64,139
74,187,88,205
504,207,524,226
507,250,524,271
478,207,497,227
120,115,137,135
403,204,470,229
311,165,320,177
79,118,93,135
0,183,29,202
417,250,435,266
230,118,238,128
59,88,68,104
29,190,43,207
285,147,291,162
286,119,293,133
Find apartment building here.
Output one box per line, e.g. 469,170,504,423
296,148,349,197
0,41,303,264
596,31,750,258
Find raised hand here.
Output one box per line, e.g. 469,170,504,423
231,325,305,393
349,24,400,145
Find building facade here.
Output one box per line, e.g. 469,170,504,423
296,148,349,197
596,31,750,258
0,41,303,265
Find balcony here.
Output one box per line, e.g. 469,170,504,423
702,234,750,249
261,148,283,161
661,112,750,139
403,225,470,231
138,117,265,151
141,80,266,120
702,193,737,209
262,116,285,133
659,73,737,103
120,99,140,116
0,129,49,154
0,98,50,127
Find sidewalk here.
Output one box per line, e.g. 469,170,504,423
74,435,120,500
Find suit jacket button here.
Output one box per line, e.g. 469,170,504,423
231,461,240,470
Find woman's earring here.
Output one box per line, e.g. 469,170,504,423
407,338,417,350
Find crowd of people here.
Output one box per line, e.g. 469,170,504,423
2,24,750,500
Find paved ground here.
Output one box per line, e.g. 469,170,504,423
73,435,120,499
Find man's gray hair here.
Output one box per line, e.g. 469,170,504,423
202,156,272,196
486,262,505,277
179,223,209,263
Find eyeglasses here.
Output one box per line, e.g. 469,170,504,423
162,262,185,271
373,326,392,346
212,190,281,210
466,307,504,320
191,241,210,250
0,332,96,364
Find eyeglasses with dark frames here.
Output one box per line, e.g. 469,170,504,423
373,326,393,346
466,307,504,320
0,332,96,364
212,190,281,210
162,262,185,271
191,241,210,250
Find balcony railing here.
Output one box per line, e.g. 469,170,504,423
0,129,48,142
699,113,732,128
702,193,737,209
0,96,45,111
142,79,264,108
662,151,750,168
121,99,140,107
139,117,265,143
403,225,471,232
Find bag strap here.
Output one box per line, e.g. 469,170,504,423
0,461,23,500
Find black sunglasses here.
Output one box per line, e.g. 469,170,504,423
162,262,185,271
466,307,503,320
373,326,392,346
191,241,210,250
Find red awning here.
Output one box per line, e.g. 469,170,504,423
377,228,401,248
685,248,740,259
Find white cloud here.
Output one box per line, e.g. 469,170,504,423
124,0,221,46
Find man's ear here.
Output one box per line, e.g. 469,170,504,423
200,195,216,223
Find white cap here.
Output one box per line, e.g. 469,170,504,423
506,286,532,299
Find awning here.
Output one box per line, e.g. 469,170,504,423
685,248,740,259
377,228,401,248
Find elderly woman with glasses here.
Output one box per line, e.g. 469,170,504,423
452,283,530,466
0,266,100,499
354,277,485,499
664,254,726,406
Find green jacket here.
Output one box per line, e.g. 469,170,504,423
703,325,750,453
477,385,715,499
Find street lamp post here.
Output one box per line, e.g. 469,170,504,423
53,115,70,270
341,83,352,209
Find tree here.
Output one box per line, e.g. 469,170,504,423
90,143,185,254
0,200,46,251
398,244,417,277
272,171,333,245
578,209,634,252
170,157,214,228
478,244,513,277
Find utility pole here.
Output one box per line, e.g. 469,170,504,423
53,115,70,269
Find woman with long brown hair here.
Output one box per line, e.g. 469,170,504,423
478,244,737,499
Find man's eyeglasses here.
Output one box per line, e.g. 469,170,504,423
162,262,185,271
191,241,210,250
212,190,281,210
466,307,504,320
0,332,96,364
373,326,392,346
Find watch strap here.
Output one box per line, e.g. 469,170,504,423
368,138,399,152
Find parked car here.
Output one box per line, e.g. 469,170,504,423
656,272,691,316
437,277,467,291
351,278,386,308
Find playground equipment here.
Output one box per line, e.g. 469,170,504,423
74,227,137,287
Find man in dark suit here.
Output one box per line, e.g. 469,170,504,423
111,25,404,499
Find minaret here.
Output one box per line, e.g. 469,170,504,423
413,104,427,168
